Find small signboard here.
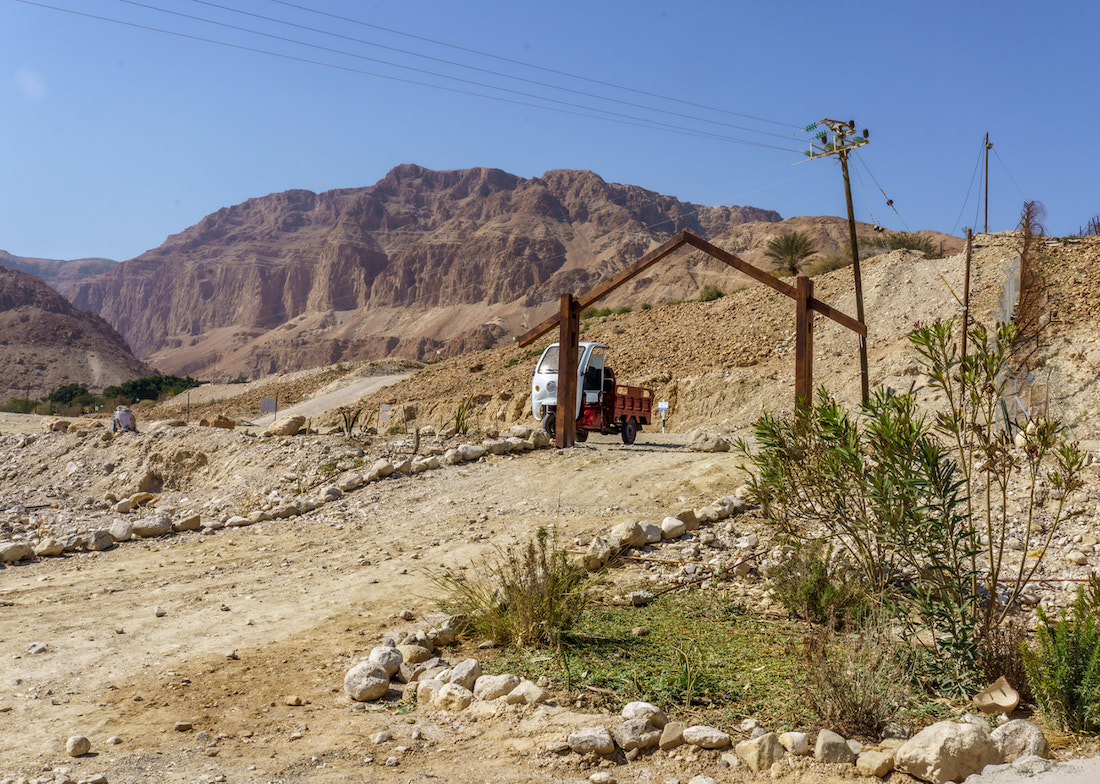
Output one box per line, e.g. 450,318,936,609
657,401,669,411
380,403,391,422
260,397,278,414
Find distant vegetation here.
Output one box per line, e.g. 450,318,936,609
867,231,942,257
1075,214,1100,237
1,374,206,417
698,284,725,302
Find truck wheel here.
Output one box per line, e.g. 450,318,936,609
575,429,589,442
543,410,556,440
621,417,638,445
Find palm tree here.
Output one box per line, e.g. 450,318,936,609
764,231,816,276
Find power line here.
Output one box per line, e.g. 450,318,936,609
852,153,910,231
190,0,799,145
267,0,803,132
18,0,804,153
950,139,986,235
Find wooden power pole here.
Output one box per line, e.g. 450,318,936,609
806,119,870,404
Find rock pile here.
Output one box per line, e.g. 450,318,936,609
0,425,551,565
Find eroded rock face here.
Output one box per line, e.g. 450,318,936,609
0,263,151,400
69,166,781,378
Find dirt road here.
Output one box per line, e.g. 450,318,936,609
1,429,770,784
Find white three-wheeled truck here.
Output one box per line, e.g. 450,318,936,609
531,341,653,444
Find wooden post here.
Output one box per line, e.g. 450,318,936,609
795,276,814,407
557,294,580,448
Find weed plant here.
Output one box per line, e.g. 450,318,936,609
1023,590,1100,733
433,527,589,649
767,539,874,630
801,614,911,737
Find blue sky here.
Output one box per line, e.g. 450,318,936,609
3,0,1097,261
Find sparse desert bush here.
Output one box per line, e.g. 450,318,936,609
698,284,724,302
868,231,940,257
805,251,851,276
801,615,910,737
767,539,874,630
433,527,590,649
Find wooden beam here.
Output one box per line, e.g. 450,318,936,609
682,232,797,299
517,231,693,347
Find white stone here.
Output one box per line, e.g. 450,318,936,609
778,731,809,755
473,673,520,701
991,720,1049,762
434,682,474,711
682,725,730,749
368,645,403,677
895,721,1002,784
621,701,667,728
660,516,687,539
344,660,391,702
568,727,614,756
448,658,482,690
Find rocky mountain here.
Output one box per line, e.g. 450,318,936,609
69,165,957,380
0,263,153,400
0,250,117,297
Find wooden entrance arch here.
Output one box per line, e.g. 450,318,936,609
516,230,866,447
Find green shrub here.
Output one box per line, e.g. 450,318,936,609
698,284,724,302
805,252,851,276
738,318,1086,695
433,527,589,649
868,231,940,257
767,539,874,630
1023,590,1100,733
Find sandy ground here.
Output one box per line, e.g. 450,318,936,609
1,428,793,784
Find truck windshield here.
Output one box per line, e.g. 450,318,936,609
536,346,559,374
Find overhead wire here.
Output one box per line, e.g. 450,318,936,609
19,0,805,153
950,139,986,235
190,0,800,145
992,148,1028,200
851,153,910,231
267,0,803,131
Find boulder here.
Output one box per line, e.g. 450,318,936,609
34,538,65,557
778,731,809,755
173,513,202,532
611,718,660,751
585,536,614,571
131,514,173,538
449,658,482,690
0,542,34,563
567,727,615,756
856,749,895,777
682,725,730,749
83,530,114,551
815,729,855,764
505,679,550,705
473,673,520,701
689,431,730,452
735,732,784,773
659,722,685,750
368,645,403,677
991,720,1049,762
608,520,648,551
660,516,687,539
344,660,391,702
267,416,306,437
415,678,444,707
621,701,667,728
894,720,1002,784
435,682,474,711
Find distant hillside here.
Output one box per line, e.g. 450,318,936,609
70,164,960,381
0,263,152,400
70,166,782,379
0,250,116,297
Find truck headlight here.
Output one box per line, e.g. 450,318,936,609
547,380,557,394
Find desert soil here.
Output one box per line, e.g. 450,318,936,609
4,233,1100,783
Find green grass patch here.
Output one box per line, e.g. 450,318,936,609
485,591,812,729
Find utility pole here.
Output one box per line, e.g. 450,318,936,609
984,132,993,234
806,119,870,404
